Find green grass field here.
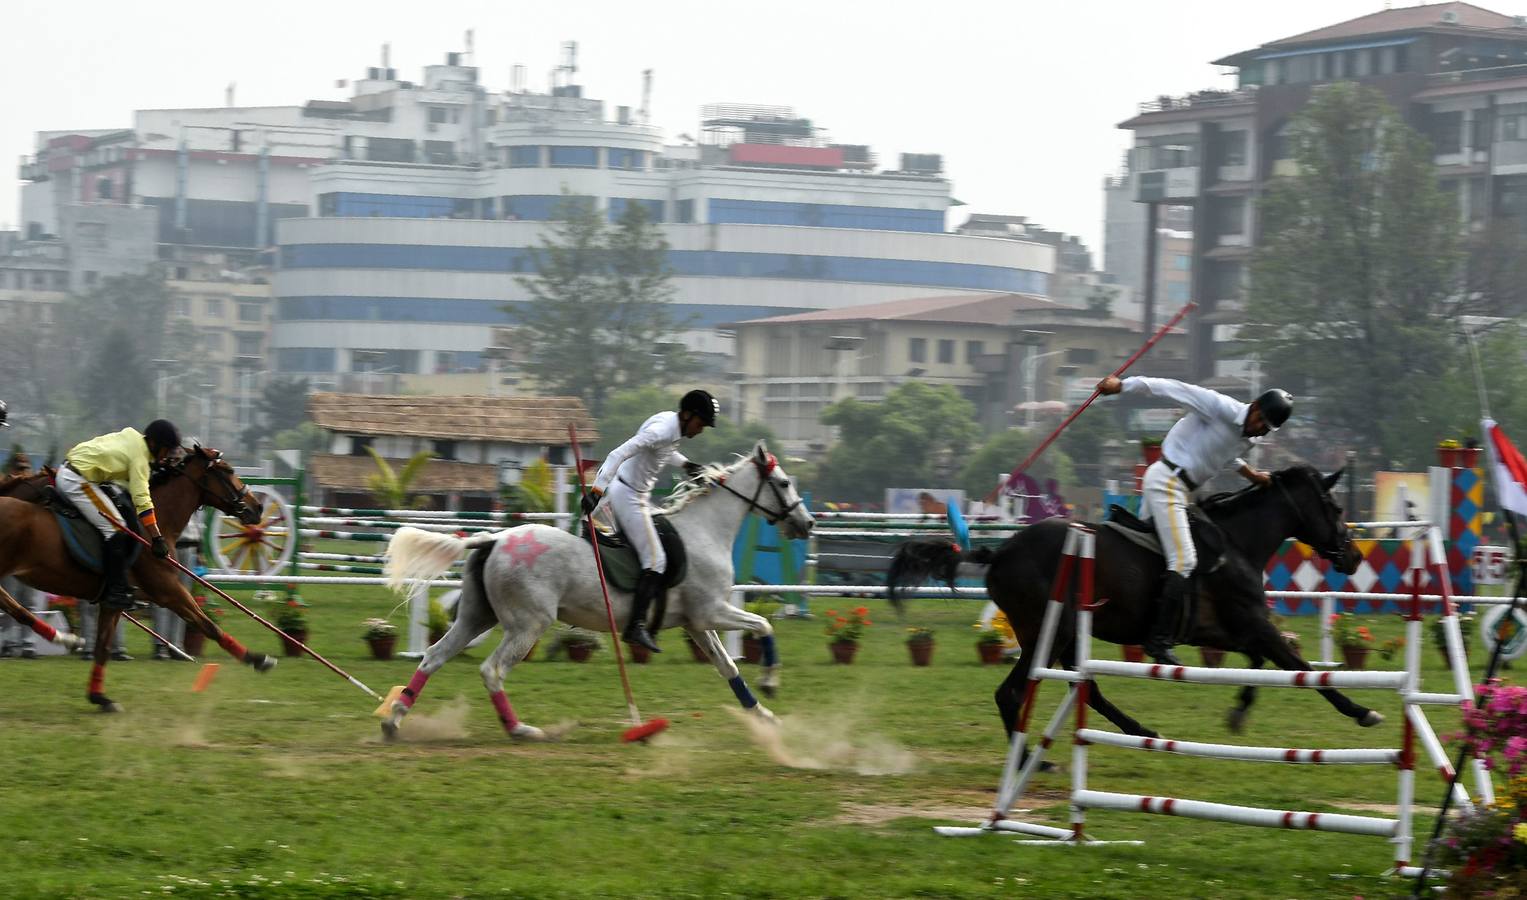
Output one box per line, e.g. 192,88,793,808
0,585,1500,899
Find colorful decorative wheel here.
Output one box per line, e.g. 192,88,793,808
211,486,295,576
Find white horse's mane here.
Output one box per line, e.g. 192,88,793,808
660,454,752,514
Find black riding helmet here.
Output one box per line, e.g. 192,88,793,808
678,389,719,427
0,400,10,428
1253,389,1294,430
144,419,182,452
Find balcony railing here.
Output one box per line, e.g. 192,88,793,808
1428,63,1527,85
1136,86,1258,115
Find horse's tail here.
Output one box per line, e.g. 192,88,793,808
385,526,499,593
886,540,996,614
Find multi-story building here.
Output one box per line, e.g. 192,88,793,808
729,292,1188,451
1117,1,1527,380
20,45,1053,407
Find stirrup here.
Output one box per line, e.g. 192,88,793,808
1144,640,1181,667
623,622,661,653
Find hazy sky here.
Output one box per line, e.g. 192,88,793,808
5,0,1407,257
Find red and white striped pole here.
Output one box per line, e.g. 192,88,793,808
1070,527,1097,843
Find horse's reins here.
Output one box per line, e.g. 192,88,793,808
713,454,803,525
166,453,255,521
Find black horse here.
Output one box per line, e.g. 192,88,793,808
887,465,1369,740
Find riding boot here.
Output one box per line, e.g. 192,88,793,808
623,569,663,653
1143,571,1188,666
100,533,138,612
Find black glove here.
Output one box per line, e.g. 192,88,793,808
683,461,703,480
581,491,600,517
151,535,170,558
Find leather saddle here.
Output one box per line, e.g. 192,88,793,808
1102,504,1226,574
580,515,687,593
39,481,143,576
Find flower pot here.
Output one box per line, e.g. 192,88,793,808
686,636,709,662
1122,644,1146,663
1199,647,1226,668
281,629,308,657
182,630,206,657
907,638,934,667
977,641,1006,665
1341,646,1370,670
1437,447,1462,468
1459,447,1482,469
567,642,594,663
829,640,858,664
1141,442,1164,466
367,635,396,661
742,636,762,665
628,642,653,664
429,628,447,646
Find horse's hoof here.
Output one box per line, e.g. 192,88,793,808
250,654,277,673
759,682,777,699
1359,710,1384,727
1227,707,1249,733
751,705,779,727
1038,760,1057,774
509,723,547,742
381,721,399,743
57,633,84,651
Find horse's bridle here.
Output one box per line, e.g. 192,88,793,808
714,454,804,526
174,453,256,520
1273,473,1350,564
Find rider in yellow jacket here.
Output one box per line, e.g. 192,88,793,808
58,420,182,610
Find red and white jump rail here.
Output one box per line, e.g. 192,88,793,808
935,521,1491,876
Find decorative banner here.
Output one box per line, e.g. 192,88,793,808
1480,605,1527,662
1472,545,1510,585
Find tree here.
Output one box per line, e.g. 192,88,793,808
813,383,982,504
364,448,434,509
1245,83,1462,470
244,375,311,451
503,458,559,513
511,196,689,416
959,429,1074,497
269,421,329,457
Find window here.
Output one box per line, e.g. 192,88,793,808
607,148,642,169
501,195,594,221
1216,130,1247,167
936,339,954,364
235,333,262,356
174,266,189,280
83,271,98,287
1428,111,1464,155
608,198,664,223
171,297,191,317
1471,111,1492,152
1174,254,1191,271
428,107,448,124
1212,196,1246,237
1166,281,1192,303
966,340,984,363
909,337,927,363
549,146,598,168
348,348,419,374
204,297,224,317
434,350,483,373
1065,348,1098,365
275,347,335,372
202,330,225,351
432,439,457,461
50,271,67,290
238,302,262,323
707,198,943,233
349,435,373,457
676,199,695,223
365,137,416,163
508,145,540,167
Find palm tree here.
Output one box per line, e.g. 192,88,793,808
365,447,434,509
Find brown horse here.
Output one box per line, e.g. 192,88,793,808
0,448,273,711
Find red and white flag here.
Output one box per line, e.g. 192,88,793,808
1483,418,1527,519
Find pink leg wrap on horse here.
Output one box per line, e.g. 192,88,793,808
31,618,56,642
489,690,520,731
215,632,248,661
88,664,105,695
400,670,430,708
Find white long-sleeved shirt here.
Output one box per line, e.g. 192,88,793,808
1121,376,1258,486
592,411,691,496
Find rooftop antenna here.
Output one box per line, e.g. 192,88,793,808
465,29,474,65
562,41,578,78
511,64,525,92
640,69,653,123
225,82,235,108
382,42,391,70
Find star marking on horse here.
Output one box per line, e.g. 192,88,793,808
500,531,550,569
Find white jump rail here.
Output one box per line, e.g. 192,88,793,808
935,522,1492,879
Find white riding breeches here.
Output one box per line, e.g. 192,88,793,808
56,465,128,540
605,480,666,573
1138,460,1197,577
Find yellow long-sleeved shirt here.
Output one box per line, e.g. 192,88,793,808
65,427,155,515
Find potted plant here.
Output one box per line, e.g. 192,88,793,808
824,606,871,664
555,627,602,663
1139,436,1165,466
742,598,782,663
684,631,710,662
1432,681,1527,893
274,598,309,657
427,596,450,646
1122,643,1146,663
1330,613,1375,670
1459,437,1483,469
906,626,935,666
1437,438,1463,469
1430,612,1474,667
974,625,1008,665
362,617,398,660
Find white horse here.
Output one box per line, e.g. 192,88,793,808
382,442,815,741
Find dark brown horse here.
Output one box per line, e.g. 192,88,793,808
0,448,272,710
887,465,1368,740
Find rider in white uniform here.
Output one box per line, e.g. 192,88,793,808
585,389,719,652
1097,375,1293,665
